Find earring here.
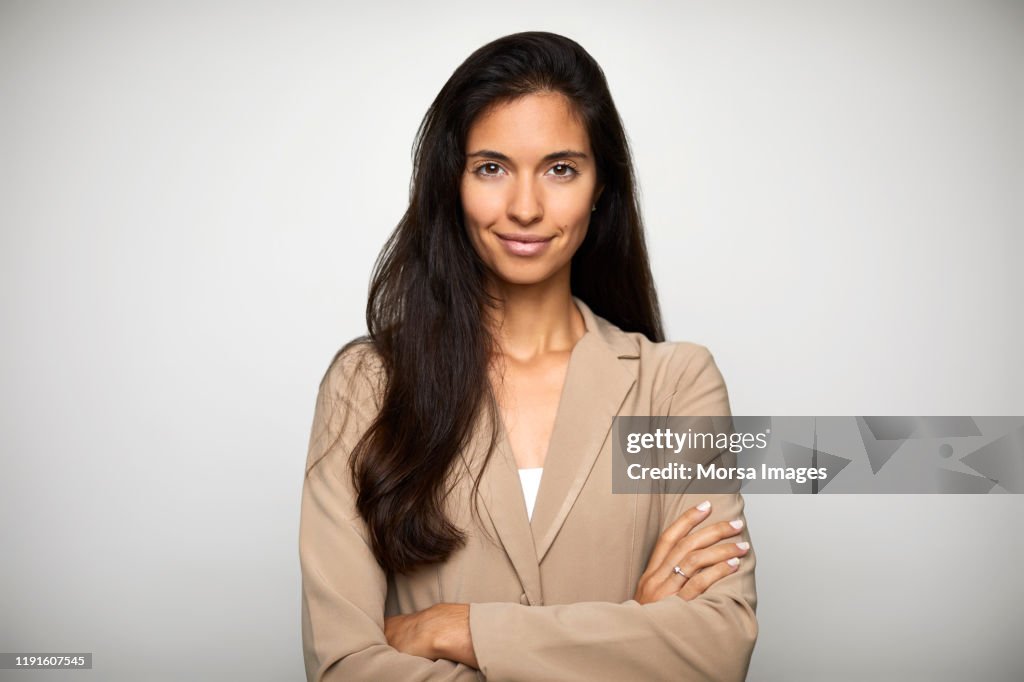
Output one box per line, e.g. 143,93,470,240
591,205,597,212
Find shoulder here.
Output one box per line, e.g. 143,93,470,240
655,340,721,388
635,336,717,375
593,312,729,416
638,338,726,406
306,338,385,475
318,337,386,415
577,297,722,395
656,341,729,416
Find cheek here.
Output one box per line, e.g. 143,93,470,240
460,181,501,227
460,184,493,261
552,196,593,233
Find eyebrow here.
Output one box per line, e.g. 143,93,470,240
466,149,589,163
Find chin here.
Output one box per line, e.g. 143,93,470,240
486,260,567,288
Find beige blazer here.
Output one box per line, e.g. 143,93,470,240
300,297,758,681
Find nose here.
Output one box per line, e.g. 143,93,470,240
507,175,543,226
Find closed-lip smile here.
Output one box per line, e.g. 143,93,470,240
494,232,555,257
496,233,554,243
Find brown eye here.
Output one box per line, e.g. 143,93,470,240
475,163,504,177
547,163,578,178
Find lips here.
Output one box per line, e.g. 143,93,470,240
495,233,554,257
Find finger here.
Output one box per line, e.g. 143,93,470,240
646,500,712,570
655,518,746,580
671,540,750,584
643,538,747,605
678,557,742,601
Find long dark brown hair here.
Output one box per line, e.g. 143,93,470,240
327,31,664,574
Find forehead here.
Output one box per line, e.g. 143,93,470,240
466,92,591,155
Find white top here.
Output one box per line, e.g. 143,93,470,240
518,467,543,521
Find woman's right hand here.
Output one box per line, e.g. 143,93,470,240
633,500,750,605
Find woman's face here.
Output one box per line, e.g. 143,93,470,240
460,92,603,289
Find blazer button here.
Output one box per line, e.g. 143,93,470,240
519,593,529,605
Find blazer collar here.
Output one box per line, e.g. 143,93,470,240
572,295,641,362
459,296,640,603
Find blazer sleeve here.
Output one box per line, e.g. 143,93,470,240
299,347,484,682
468,345,758,682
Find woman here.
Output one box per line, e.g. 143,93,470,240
300,31,757,681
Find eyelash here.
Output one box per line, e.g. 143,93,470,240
472,162,580,180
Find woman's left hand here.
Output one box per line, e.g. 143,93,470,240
384,603,478,668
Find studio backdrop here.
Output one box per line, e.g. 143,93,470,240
1,1,1021,680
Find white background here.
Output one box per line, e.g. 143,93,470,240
2,1,1022,679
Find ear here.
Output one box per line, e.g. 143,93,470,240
593,184,605,205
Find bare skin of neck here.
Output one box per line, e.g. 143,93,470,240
483,267,586,469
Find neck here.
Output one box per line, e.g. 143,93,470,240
483,269,586,362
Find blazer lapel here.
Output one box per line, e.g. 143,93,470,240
530,297,639,564
457,297,640,600
458,402,544,605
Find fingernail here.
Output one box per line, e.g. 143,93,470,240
729,519,744,530
727,558,740,568
736,542,750,551
697,500,711,512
